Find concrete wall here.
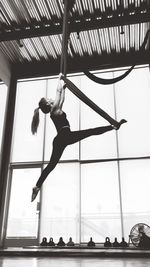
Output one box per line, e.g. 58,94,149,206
0,50,11,86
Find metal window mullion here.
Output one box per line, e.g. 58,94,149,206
40,81,48,172
79,76,82,244
38,79,48,243
9,82,19,164
113,72,124,239
41,81,48,168
3,166,14,242
0,76,17,247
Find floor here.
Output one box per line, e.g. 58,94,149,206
0,246,150,267
0,257,150,267
1,246,150,258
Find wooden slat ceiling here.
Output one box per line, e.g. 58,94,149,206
0,0,150,79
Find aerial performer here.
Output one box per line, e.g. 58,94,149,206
31,73,127,202
30,0,128,202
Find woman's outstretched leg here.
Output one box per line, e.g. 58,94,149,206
67,120,127,145
31,138,66,202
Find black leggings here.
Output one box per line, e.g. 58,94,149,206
36,125,113,188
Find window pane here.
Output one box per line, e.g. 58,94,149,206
120,159,150,240
115,67,150,157
11,79,46,162
80,73,117,160
45,76,80,161
0,83,7,152
40,163,80,243
81,162,122,242
6,168,41,237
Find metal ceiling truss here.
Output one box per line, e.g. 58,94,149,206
0,7,150,42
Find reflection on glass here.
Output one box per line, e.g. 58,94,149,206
6,168,41,237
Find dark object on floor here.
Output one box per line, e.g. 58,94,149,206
113,237,120,247
104,237,111,247
40,237,48,246
120,237,128,247
57,237,66,246
67,237,75,246
87,237,95,247
48,237,55,246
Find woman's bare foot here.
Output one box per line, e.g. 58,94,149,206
31,186,40,202
112,119,127,130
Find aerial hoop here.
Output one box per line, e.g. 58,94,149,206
84,29,150,85
69,29,150,85
84,66,135,85
69,39,135,84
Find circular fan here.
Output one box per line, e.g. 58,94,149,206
130,223,150,247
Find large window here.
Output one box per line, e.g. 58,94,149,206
6,66,150,245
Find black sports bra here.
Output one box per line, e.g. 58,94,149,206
51,111,70,132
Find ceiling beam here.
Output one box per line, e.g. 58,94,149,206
14,50,150,80
0,11,150,42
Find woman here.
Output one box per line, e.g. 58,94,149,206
31,74,126,201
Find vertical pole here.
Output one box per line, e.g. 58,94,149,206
78,77,81,244
38,79,48,243
0,74,17,247
113,74,124,238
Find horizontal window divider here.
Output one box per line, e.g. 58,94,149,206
9,159,80,168
9,155,150,169
80,156,150,164
10,162,44,169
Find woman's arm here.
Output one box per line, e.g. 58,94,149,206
59,83,66,109
51,74,65,113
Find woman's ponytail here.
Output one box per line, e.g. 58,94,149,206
31,107,40,135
